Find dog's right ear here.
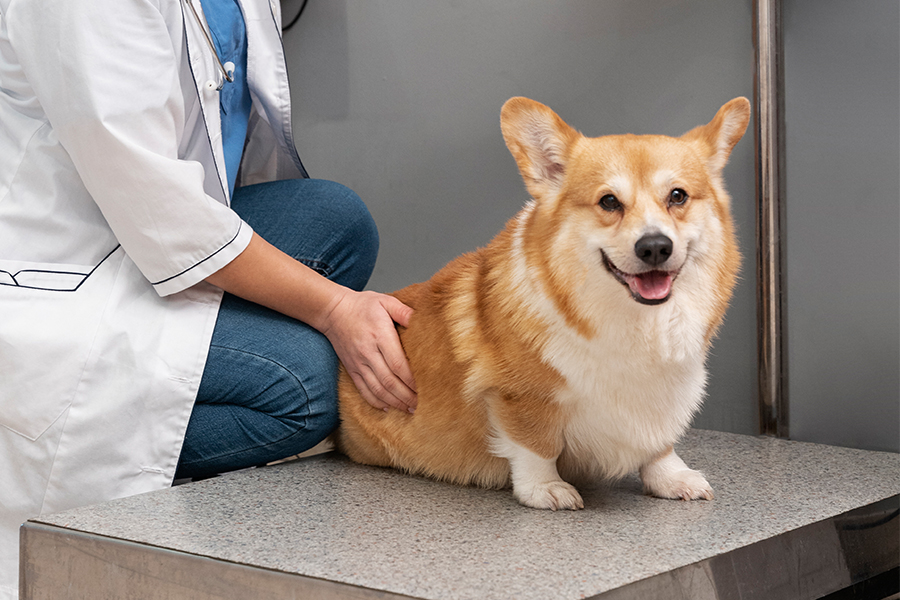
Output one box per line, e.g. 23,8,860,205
501,97,580,201
681,97,751,175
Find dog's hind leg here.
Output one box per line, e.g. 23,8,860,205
333,422,395,468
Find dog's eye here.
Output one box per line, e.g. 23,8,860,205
668,188,689,206
599,194,622,212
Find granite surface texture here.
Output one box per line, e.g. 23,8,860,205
36,430,900,600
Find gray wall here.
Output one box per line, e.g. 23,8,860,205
784,0,900,452
281,0,759,435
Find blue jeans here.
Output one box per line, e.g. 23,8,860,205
175,179,378,480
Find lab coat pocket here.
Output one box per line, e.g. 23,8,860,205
0,249,122,441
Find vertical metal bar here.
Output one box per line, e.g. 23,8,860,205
754,0,788,438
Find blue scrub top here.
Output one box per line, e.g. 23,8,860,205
198,0,252,196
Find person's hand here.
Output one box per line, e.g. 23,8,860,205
319,289,417,413
205,233,417,412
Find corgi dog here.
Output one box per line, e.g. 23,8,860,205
336,97,750,510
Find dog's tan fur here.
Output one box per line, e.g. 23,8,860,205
335,97,750,510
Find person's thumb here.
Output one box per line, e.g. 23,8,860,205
383,295,414,328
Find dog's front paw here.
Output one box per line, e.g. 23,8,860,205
514,480,584,511
643,468,714,501
640,448,714,501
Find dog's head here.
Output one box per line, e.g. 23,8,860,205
500,97,749,319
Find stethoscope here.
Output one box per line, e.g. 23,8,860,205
184,0,236,91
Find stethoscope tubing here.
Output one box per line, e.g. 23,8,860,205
183,0,235,90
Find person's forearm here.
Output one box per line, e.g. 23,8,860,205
205,231,418,412
205,232,345,333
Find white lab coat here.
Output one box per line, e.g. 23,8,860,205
0,0,305,596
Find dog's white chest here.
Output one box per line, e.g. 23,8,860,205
542,306,708,477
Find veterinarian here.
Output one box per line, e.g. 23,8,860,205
0,0,417,596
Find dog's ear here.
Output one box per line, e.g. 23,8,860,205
501,97,580,200
682,97,751,174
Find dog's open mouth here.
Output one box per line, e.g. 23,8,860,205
601,251,678,305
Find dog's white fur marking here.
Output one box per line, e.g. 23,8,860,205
639,447,713,500
548,315,707,480
651,169,680,194
605,174,634,203
507,201,560,324
490,428,584,510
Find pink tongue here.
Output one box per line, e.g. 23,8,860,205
630,271,672,300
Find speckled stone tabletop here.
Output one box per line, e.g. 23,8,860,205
34,430,900,600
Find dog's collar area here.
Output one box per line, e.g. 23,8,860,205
600,250,677,305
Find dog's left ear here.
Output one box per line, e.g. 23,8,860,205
500,97,580,200
682,97,751,174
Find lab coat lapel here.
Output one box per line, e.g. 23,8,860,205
237,0,308,184
180,0,231,204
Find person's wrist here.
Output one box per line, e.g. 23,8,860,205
315,285,352,337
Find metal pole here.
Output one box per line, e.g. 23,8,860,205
754,0,788,438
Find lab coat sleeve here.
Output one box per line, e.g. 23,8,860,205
3,0,250,296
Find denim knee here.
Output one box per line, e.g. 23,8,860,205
305,179,379,290
269,342,340,440
231,178,379,271
317,180,379,268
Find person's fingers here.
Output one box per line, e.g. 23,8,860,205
383,295,414,329
347,370,391,411
378,337,417,401
379,296,417,395
351,361,413,412
374,362,416,412
363,340,416,412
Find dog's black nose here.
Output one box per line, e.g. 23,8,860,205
635,234,673,266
